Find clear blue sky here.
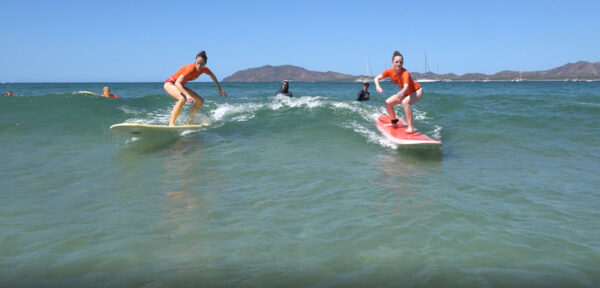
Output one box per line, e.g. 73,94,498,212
2,0,599,82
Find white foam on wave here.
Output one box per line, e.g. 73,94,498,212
413,108,428,121
347,121,397,149
271,95,326,110
125,137,140,144
330,100,384,122
123,117,154,124
127,108,172,125
148,109,171,124
206,96,377,125
268,101,284,110
211,95,329,122
575,102,600,108
332,101,355,111
232,114,254,122
211,102,263,121
431,125,442,141
118,105,142,115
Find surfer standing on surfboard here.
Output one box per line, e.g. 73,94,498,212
164,51,227,126
374,51,423,133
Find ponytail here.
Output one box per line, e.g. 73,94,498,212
392,50,403,61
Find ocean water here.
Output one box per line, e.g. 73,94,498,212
1,81,599,287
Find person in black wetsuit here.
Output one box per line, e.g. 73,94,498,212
357,81,370,101
275,80,293,97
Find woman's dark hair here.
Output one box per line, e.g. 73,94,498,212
196,51,207,63
392,50,403,61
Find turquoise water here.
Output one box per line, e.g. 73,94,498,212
1,81,599,287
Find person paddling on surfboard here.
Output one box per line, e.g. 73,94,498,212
374,51,423,133
164,51,227,126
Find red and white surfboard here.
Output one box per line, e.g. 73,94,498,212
375,114,442,147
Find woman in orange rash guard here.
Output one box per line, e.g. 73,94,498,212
164,51,227,126
374,51,423,133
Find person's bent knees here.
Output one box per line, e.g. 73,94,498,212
401,97,411,108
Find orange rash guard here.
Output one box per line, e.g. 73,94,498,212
381,67,421,95
166,64,212,86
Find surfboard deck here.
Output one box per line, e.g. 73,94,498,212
375,114,442,147
109,123,209,138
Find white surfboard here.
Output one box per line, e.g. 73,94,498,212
109,123,209,138
77,91,98,95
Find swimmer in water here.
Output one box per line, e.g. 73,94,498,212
275,80,293,97
100,86,118,98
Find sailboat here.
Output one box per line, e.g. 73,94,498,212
416,51,440,83
355,57,373,82
513,67,524,82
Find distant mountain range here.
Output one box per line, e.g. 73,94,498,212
223,65,354,82
222,61,600,82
